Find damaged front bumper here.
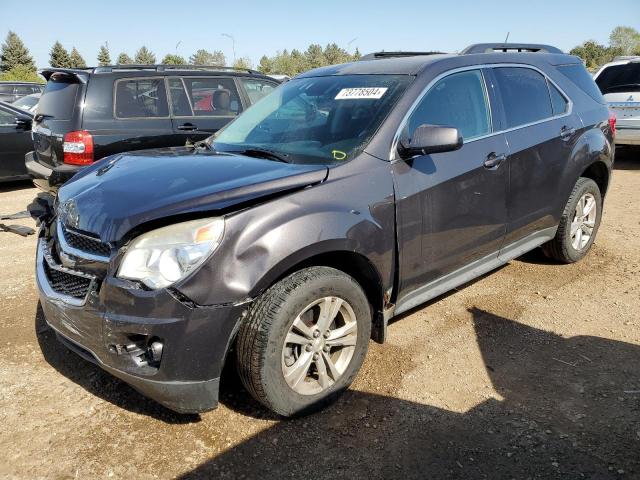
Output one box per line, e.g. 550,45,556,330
35,236,245,414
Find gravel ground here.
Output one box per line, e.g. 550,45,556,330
0,148,638,480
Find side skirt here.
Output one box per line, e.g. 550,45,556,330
388,226,558,319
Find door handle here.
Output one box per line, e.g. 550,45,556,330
560,126,576,140
484,152,507,169
177,123,197,131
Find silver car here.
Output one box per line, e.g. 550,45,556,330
594,57,640,145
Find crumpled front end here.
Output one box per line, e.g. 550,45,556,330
35,215,244,413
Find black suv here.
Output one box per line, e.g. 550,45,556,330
34,44,614,417
25,65,280,192
0,81,44,103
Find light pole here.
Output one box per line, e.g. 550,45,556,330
222,33,236,65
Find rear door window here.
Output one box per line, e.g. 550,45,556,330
167,78,193,116
239,78,277,104
14,85,33,96
115,78,169,118
38,75,81,120
406,69,491,141
493,67,553,129
595,63,640,94
179,77,242,116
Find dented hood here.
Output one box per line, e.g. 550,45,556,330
57,148,328,243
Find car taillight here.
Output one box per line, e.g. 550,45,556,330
608,111,616,139
63,130,94,165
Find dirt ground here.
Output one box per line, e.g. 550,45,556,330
0,149,639,480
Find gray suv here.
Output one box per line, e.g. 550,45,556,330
34,43,614,417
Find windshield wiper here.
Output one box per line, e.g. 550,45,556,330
234,147,290,163
602,83,640,93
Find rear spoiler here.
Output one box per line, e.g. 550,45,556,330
461,43,563,54
359,51,445,61
38,68,90,83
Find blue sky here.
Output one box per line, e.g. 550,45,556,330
1,0,638,68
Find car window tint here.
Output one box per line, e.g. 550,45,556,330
38,76,80,120
0,107,16,125
493,67,552,128
407,69,491,141
14,85,33,95
0,85,12,94
548,81,568,115
115,78,169,118
240,78,277,104
167,78,193,116
557,64,606,104
595,63,640,94
181,77,242,116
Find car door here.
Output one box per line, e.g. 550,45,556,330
490,66,583,246
392,68,509,304
0,105,32,179
167,76,244,142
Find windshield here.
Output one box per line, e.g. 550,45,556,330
212,74,413,164
596,63,640,94
13,95,39,110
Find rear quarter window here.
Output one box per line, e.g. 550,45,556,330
38,76,81,120
557,64,606,104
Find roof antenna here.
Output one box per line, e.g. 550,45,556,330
504,32,510,43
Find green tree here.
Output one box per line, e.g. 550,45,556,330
49,41,70,68
570,40,618,70
189,49,225,66
134,46,156,65
161,53,187,65
68,47,87,68
0,64,43,83
609,26,640,56
257,55,273,74
116,52,133,65
1,31,36,72
97,44,111,66
304,44,326,69
233,57,252,70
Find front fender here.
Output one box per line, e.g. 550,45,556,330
176,154,396,306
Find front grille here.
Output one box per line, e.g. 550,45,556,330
61,225,111,257
43,260,93,299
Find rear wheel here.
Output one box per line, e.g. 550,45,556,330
542,177,602,263
236,266,371,417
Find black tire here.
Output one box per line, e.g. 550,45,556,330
542,177,602,263
236,266,371,417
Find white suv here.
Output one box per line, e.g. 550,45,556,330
594,57,640,146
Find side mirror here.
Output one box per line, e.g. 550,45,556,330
15,117,32,130
398,124,463,159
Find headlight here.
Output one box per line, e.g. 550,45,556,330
117,218,224,289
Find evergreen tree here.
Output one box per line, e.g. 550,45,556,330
116,52,133,65
257,55,273,74
189,49,225,66
233,57,252,70
0,64,43,83
49,41,70,68
97,44,111,66
68,47,87,68
134,46,156,65
161,54,186,65
1,31,36,72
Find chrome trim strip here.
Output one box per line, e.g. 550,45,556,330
390,63,575,161
56,221,111,263
36,238,96,307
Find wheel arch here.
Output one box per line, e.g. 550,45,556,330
580,160,610,198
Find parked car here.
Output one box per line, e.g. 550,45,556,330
25,65,281,192
0,81,43,103
594,56,640,146
0,101,33,182
12,92,41,113
34,44,614,416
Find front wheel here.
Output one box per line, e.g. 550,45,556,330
542,177,602,263
236,266,371,417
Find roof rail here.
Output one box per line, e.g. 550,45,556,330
92,64,262,75
359,51,445,61
612,55,640,62
461,43,563,54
